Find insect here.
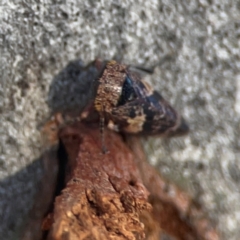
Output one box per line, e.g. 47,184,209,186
46,59,189,152
94,60,188,135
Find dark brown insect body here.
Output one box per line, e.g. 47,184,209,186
93,60,189,137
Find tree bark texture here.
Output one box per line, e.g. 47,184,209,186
22,121,219,240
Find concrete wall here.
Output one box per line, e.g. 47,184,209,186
1,1,240,239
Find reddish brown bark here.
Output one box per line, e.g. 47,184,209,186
46,122,152,240
127,136,219,240
22,121,219,240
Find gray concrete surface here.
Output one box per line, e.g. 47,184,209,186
0,0,240,239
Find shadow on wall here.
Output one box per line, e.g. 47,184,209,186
0,157,44,239
0,147,62,240
0,59,106,240
47,59,104,115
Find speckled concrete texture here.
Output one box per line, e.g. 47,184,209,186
0,0,240,239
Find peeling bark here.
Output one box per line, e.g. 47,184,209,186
45,123,152,240
22,122,219,240
127,136,220,240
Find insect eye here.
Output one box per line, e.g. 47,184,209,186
118,76,137,105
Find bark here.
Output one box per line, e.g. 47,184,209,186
22,121,219,240
44,122,153,240
127,136,219,240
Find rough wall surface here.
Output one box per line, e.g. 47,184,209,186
0,0,239,239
